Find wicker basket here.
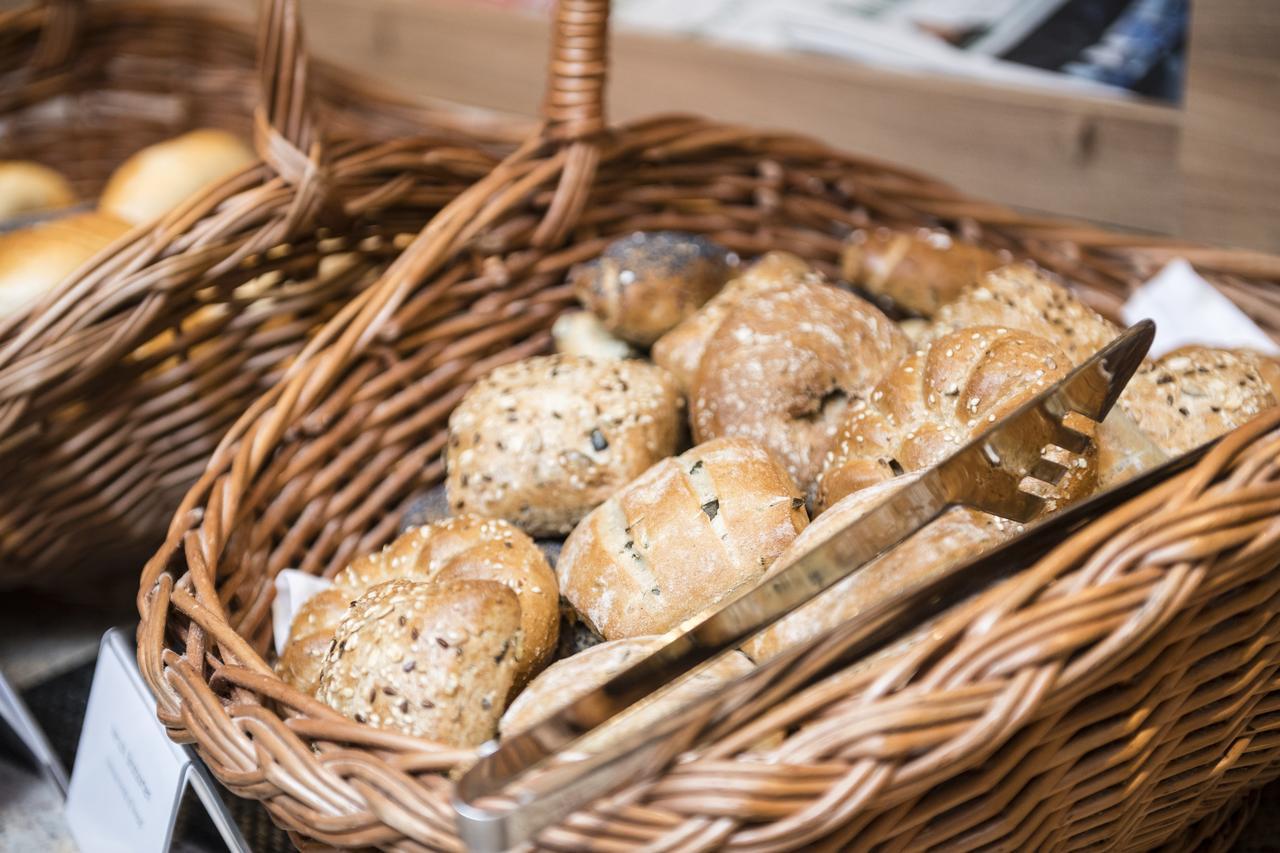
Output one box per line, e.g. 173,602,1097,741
0,0,533,587
0,0,523,197
137,1,1280,848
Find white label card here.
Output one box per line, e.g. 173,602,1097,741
65,629,250,853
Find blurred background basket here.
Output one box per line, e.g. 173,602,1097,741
0,0,521,196
0,0,538,588
135,0,1280,849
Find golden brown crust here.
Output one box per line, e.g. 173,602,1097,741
690,276,909,498
651,252,816,392
0,212,130,317
98,129,255,225
571,231,734,345
0,161,75,218
315,579,521,746
842,228,1004,317
500,635,753,753
1119,346,1280,455
322,515,558,682
743,474,1022,662
557,437,808,640
816,326,1094,511
930,264,1119,365
446,355,684,536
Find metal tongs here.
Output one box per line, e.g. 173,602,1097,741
455,321,1157,851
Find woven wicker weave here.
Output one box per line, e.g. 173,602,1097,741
0,0,532,587
0,0,523,196
137,1,1280,848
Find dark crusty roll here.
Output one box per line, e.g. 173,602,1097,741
571,231,735,345
446,355,683,536
557,437,808,640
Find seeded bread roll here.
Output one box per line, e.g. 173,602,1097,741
571,231,734,345
931,264,1118,366
817,325,1094,511
99,129,255,225
743,473,1022,661
500,636,753,751
1121,347,1280,455
558,437,808,640
842,228,1004,318
446,355,684,536
315,579,521,745
552,310,635,361
276,588,350,694
0,212,130,318
652,252,815,392
0,161,75,219
690,275,909,499
328,515,558,682
933,265,1280,458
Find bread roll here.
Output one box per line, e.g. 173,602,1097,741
500,635,753,753
931,264,1118,366
275,588,349,694
816,326,1095,511
652,252,814,392
315,579,521,745
99,129,255,225
552,310,635,361
330,515,558,682
558,437,808,640
935,265,1280,457
743,473,1022,661
1120,347,1280,455
0,161,75,219
446,355,684,536
0,211,130,318
842,228,1003,317
690,272,909,498
572,231,734,345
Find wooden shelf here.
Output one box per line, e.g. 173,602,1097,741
97,0,1280,251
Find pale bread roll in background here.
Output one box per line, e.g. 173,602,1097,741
0,161,75,219
552,309,635,361
98,129,255,225
0,211,130,318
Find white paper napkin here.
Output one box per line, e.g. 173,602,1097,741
1122,259,1280,358
272,570,335,656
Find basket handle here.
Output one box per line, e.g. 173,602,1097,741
531,0,611,246
254,0,335,232
30,0,83,69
